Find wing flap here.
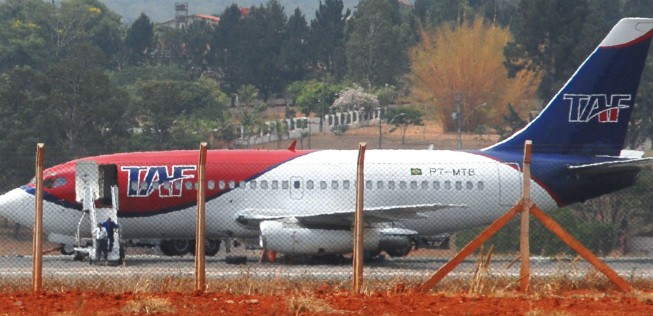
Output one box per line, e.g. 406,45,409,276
236,203,466,228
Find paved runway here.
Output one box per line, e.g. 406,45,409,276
2,250,653,282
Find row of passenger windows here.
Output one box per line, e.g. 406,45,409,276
218,179,485,191
133,179,485,192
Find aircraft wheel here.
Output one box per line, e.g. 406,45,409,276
117,244,125,264
205,239,220,256
60,243,74,255
73,250,85,261
160,239,191,256
190,239,221,256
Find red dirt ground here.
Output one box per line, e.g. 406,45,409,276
1,288,653,315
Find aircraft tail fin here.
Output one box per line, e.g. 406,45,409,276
485,18,653,156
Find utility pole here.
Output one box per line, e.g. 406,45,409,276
454,93,464,150
377,108,382,149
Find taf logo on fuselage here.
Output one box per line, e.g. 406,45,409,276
121,165,196,197
565,94,632,123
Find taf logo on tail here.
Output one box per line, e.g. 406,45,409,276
565,94,632,123
121,165,196,198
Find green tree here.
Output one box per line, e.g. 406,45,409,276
184,20,216,73
49,0,123,60
214,4,246,93
41,44,130,157
0,66,47,191
504,0,594,99
237,84,259,107
309,0,350,80
345,0,406,87
249,0,288,99
296,80,341,132
385,106,424,145
0,0,53,71
124,13,155,66
278,8,310,87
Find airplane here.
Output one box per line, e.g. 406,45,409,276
0,18,652,261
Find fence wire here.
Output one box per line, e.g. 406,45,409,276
1,149,652,292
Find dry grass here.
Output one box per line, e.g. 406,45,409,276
122,296,175,314
286,294,344,314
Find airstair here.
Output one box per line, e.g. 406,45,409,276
72,161,124,265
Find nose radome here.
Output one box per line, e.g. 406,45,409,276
0,187,35,227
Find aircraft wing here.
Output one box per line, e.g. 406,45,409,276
568,157,653,174
235,203,467,229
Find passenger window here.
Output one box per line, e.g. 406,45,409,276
249,181,257,189
306,180,314,189
332,180,339,189
131,181,138,191
421,181,428,190
229,180,236,189
466,181,473,190
477,181,484,190
320,181,327,189
239,181,246,189
293,180,301,189
343,180,350,189
141,182,149,191
163,182,171,190
388,181,395,190
282,181,289,189
261,180,269,189
208,180,215,190
219,180,226,190
433,181,440,190
399,181,407,189
444,181,451,190
376,181,384,189
365,180,372,190
271,180,279,190
410,181,418,189
455,181,462,190
175,182,182,190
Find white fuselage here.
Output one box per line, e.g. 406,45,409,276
0,150,556,241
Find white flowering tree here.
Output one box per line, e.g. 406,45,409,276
332,87,380,113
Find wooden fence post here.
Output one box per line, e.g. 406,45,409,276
353,142,366,294
32,143,44,294
520,140,532,292
195,142,208,292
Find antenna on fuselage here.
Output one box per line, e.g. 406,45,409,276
287,140,297,152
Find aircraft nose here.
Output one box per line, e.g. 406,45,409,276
0,187,35,227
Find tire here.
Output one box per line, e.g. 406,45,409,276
190,239,221,256
60,243,74,255
160,239,191,256
225,255,247,264
73,250,85,261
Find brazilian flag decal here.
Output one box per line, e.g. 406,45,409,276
410,168,422,175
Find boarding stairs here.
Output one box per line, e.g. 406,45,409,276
72,161,123,265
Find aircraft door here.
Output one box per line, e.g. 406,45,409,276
76,161,99,203
498,163,522,206
290,176,303,200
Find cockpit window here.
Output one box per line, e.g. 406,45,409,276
37,176,67,189
53,177,67,188
43,178,55,188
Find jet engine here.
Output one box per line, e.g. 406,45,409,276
259,220,413,256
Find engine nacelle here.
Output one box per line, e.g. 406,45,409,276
259,221,380,255
378,234,413,257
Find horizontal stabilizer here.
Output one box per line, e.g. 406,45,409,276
568,158,653,174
